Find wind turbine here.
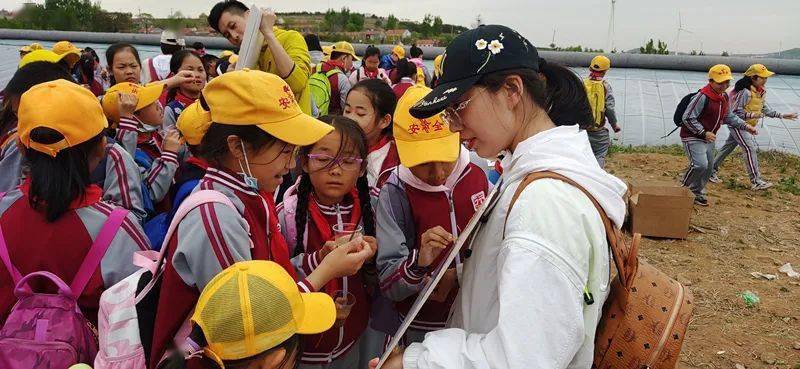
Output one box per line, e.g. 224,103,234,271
675,11,693,54
607,0,617,52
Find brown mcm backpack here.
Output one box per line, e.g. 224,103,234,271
508,172,694,369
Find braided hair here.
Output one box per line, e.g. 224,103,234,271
293,115,374,255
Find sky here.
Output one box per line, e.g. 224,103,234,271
4,0,799,54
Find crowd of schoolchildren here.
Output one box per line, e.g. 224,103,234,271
0,1,796,368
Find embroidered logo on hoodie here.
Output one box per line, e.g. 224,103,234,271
472,191,486,211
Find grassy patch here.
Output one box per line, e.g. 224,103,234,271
724,176,748,191
609,144,684,156
777,176,800,195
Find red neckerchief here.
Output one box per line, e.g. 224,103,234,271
589,70,605,81
322,60,346,73
701,84,724,103
307,190,361,294
368,134,392,154
753,85,766,95
137,131,163,151
363,66,379,79
173,91,197,107
19,178,103,210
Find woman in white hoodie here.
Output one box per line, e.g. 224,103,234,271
371,25,628,369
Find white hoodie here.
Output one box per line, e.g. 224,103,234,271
403,125,628,369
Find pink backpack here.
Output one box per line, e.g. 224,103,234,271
94,190,241,369
0,197,128,369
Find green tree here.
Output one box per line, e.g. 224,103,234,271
721,51,729,57
432,16,443,35
386,14,398,29
639,39,669,55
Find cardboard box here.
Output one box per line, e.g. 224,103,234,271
628,182,694,239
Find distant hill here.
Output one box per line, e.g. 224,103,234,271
736,48,800,60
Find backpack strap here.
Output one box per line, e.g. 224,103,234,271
0,191,23,284
505,172,639,293
70,207,130,297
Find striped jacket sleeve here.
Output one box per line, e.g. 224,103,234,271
103,143,147,220
682,92,707,136
762,100,782,119
170,200,255,291
376,182,427,302
0,139,23,192
82,203,152,287
723,97,748,130
143,150,179,203
115,117,139,157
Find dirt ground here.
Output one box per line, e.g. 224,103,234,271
605,146,800,369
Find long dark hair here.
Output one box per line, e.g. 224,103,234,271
293,116,374,254
158,325,300,369
1,62,74,138
166,50,203,103
734,75,754,93
475,59,593,129
23,129,105,222
304,34,323,52
105,43,141,86
348,79,396,137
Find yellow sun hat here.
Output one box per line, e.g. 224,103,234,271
708,64,733,83
203,69,333,146
102,82,165,122
744,64,775,78
393,85,460,167
176,101,212,146
18,79,108,157
192,261,335,362
590,55,611,72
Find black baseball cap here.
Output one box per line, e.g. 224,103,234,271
409,25,539,118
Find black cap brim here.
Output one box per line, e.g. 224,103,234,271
409,75,481,119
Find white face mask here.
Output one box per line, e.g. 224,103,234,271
237,140,259,191
138,123,159,133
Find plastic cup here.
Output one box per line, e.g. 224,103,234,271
332,223,363,246
333,290,356,327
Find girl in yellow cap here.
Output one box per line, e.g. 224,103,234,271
149,70,375,368
0,79,148,336
710,64,798,190
158,260,337,369
584,55,621,168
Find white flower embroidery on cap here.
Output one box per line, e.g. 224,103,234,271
488,40,504,55
475,39,488,50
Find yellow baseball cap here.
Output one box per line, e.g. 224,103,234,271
433,54,444,78
394,85,460,167
590,55,611,72
18,79,108,157
220,50,234,58
744,64,775,78
228,54,239,65
18,50,63,68
392,45,406,59
177,101,212,146
52,41,81,58
102,82,164,122
322,45,333,62
192,261,335,361
708,64,733,83
203,69,333,146
331,41,360,60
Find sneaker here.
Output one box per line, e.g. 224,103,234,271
694,197,709,207
709,173,722,183
751,180,773,191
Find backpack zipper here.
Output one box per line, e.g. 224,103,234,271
644,281,686,367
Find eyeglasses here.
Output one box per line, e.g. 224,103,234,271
441,96,473,131
307,153,364,172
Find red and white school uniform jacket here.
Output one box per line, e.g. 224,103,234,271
375,149,488,332
278,183,368,364
367,135,400,199
116,117,180,203
149,166,308,369
0,182,149,325
0,130,147,219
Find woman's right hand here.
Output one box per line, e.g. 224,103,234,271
418,226,453,268
118,92,138,118
165,70,195,88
